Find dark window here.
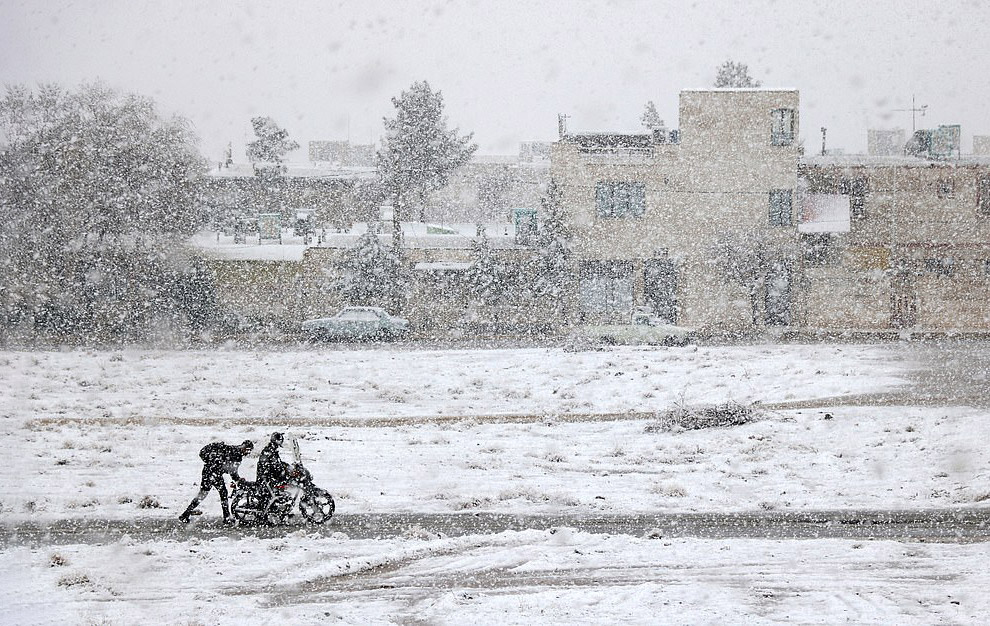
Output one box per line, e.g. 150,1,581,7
595,182,646,218
978,176,990,215
771,108,795,146
769,189,793,226
984,259,990,276
924,257,954,276
801,233,834,266
841,177,868,220
936,179,955,199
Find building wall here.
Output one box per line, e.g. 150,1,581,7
551,89,801,331
798,163,990,330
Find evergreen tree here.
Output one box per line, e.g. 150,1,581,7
338,228,408,308
464,233,506,305
714,61,762,88
532,179,573,299
245,116,299,165
0,82,210,343
640,101,665,132
377,81,477,249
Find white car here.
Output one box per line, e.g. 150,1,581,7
301,307,409,341
573,311,694,346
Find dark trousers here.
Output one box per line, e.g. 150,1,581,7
182,466,230,519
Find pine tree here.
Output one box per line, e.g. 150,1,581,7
714,61,762,88
532,180,573,299
245,116,299,165
464,233,505,305
377,81,477,249
338,228,408,309
640,101,665,132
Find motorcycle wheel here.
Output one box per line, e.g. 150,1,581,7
264,496,291,526
231,490,263,526
299,489,335,524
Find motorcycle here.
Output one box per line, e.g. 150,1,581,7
230,442,335,526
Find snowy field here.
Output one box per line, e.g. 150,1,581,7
2,343,989,624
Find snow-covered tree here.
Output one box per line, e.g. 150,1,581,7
0,82,210,343
377,81,477,248
714,61,762,88
532,179,573,299
245,116,299,165
640,101,665,132
711,232,795,326
464,233,507,305
338,228,408,308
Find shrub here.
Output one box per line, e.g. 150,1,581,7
646,401,762,432
137,496,161,509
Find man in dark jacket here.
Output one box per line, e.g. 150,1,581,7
179,439,254,523
257,432,291,494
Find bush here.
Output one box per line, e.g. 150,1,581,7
646,401,761,432
137,495,161,509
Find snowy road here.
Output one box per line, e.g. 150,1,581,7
4,509,989,546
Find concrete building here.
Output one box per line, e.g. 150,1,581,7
551,89,801,332
867,129,906,156
199,162,377,233
550,88,990,335
798,157,990,331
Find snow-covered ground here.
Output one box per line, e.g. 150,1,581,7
2,343,989,624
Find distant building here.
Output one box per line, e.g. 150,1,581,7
974,135,990,155
867,129,905,156
308,140,376,167
519,141,552,162
905,125,961,160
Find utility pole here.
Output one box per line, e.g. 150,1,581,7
820,127,827,156
893,95,928,133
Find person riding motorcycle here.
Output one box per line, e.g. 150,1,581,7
257,432,293,506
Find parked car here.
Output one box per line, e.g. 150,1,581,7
572,310,694,346
301,307,409,341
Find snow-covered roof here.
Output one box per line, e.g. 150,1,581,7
206,162,376,180
186,222,520,261
681,87,798,92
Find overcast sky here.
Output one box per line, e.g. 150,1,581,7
2,0,987,162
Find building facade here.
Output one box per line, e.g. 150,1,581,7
550,89,990,334
551,89,801,332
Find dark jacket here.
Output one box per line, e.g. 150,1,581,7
199,442,247,482
257,442,289,486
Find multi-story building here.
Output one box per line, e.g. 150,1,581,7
798,157,990,331
552,89,801,332
550,88,990,334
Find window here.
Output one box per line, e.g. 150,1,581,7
841,177,868,220
801,233,834,266
984,259,990,276
978,176,990,215
769,189,793,226
595,182,646,218
578,261,634,321
771,108,795,146
850,196,867,220
924,257,954,277
936,179,955,199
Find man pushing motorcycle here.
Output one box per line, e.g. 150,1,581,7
178,439,254,523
